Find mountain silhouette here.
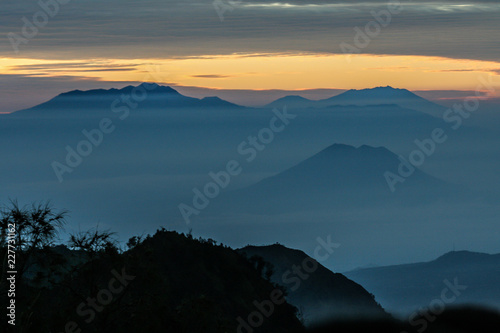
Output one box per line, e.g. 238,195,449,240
11,83,243,116
238,244,388,326
199,96,242,108
265,95,315,109
21,229,304,333
266,86,445,116
345,250,500,316
216,143,457,214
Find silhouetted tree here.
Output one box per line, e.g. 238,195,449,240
0,200,67,280
126,235,144,250
0,200,67,333
68,226,118,258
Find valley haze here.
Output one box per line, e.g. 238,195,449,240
1,84,499,273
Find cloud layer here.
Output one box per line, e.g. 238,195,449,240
1,0,499,62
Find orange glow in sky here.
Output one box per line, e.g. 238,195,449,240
2,53,500,96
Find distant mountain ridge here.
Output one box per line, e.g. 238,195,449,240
266,95,316,109
59,83,179,97
266,86,446,116
11,83,243,116
345,250,500,316
10,85,447,117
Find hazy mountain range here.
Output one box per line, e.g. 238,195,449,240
10,83,242,117
266,86,446,117
1,83,499,274
8,84,444,117
346,250,500,316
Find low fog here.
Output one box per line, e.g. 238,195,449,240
1,86,500,273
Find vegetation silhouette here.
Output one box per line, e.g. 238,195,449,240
1,201,499,333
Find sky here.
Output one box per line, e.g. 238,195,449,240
1,0,500,111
